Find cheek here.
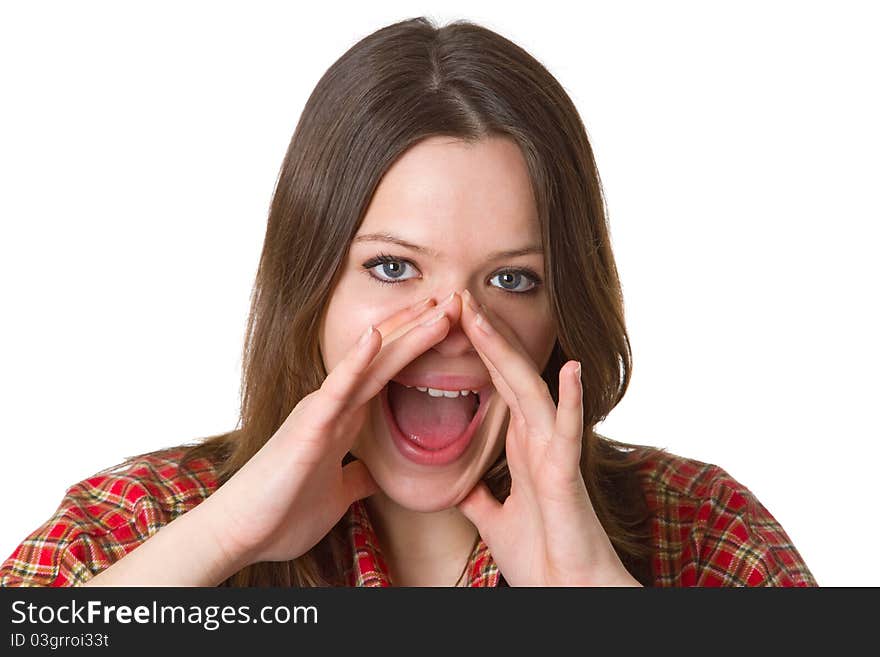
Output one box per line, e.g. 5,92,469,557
509,317,556,370
322,287,402,366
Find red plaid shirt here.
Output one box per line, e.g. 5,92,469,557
0,447,817,587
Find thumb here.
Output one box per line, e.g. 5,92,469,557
342,459,379,503
457,480,501,540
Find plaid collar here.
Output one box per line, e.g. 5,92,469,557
344,499,501,587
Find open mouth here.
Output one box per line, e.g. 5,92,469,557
381,379,494,466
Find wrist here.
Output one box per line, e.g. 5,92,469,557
82,497,255,587
185,497,255,583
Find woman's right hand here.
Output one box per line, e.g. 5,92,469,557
200,292,461,569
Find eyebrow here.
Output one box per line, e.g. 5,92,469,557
352,232,543,260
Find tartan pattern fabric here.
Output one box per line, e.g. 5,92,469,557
640,451,817,586
0,446,817,587
0,450,217,587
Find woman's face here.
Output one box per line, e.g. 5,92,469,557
319,135,557,512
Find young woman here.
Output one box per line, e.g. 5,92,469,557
0,16,816,587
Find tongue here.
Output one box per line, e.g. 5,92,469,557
388,381,477,450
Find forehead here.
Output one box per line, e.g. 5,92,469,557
356,136,541,257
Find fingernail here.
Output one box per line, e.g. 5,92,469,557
575,361,582,380
462,289,477,313
358,324,374,347
474,308,493,335
413,296,432,309
421,310,447,327
439,291,456,307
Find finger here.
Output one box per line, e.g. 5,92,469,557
468,340,526,427
549,360,585,477
341,459,379,504
313,295,456,426
344,293,462,411
463,291,535,362
456,480,502,542
381,292,456,343
375,296,437,339
460,289,555,433
456,293,524,424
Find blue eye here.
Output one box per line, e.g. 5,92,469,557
362,254,419,284
361,253,542,295
488,271,538,293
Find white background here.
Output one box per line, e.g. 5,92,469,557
1,1,877,586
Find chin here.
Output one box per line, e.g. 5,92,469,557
372,472,475,513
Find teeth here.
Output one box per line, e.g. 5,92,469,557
402,383,480,398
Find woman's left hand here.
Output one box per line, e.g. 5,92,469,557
456,289,641,587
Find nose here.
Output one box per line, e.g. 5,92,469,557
429,291,475,356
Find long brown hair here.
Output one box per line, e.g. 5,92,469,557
183,16,662,586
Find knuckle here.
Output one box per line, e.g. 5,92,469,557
529,377,551,401
317,378,348,411
358,370,386,399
